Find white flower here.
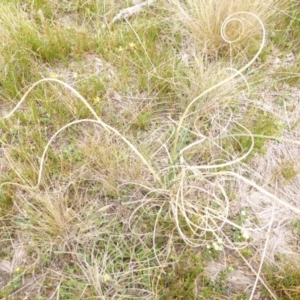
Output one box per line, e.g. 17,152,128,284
242,229,250,240
212,242,223,251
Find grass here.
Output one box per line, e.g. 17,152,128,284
0,0,300,299
262,256,300,299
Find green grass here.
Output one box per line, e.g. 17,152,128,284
0,0,300,299
262,257,300,300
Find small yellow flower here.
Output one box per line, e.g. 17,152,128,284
50,72,58,79
117,46,123,52
228,266,234,272
103,274,111,282
129,42,136,49
14,267,21,273
93,97,100,104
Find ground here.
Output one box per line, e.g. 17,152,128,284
0,1,300,299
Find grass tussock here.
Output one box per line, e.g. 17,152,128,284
166,0,280,62
0,0,300,299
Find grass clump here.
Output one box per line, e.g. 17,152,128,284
166,0,277,62
156,250,204,299
230,108,284,161
262,257,300,299
270,0,300,51
276,159,299,182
